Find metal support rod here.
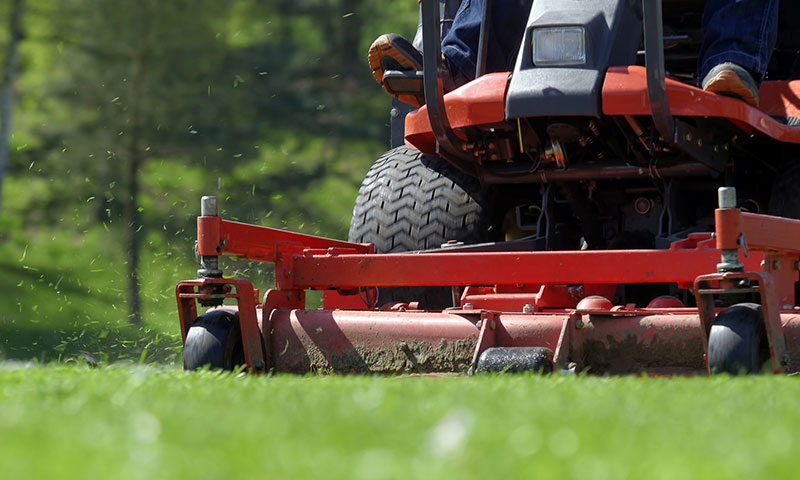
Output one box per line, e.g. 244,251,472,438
200,195,218,216
283,248,756,290
716,187,743,272
480,161,712,184
198,195,222,278
421,0,478,176
475,0,492,78
718,186,736,209
642,0,675,142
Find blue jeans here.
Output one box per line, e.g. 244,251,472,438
441,0,780,82
441,0,533,80
698,0,779,82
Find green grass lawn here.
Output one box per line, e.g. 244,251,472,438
1,365,797,479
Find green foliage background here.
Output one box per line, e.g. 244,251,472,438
0,0,419,362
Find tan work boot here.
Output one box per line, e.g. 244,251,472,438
701,62,760,107
368,33,424,107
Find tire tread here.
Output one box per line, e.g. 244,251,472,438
348,146,489,308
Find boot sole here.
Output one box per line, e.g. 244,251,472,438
368,34,424,107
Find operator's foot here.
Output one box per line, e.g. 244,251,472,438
369,33,424,107
701,62,760,107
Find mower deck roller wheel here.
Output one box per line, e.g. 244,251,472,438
474,347,554,374
708,303,770,375
348,145,490,309
183,309,245,371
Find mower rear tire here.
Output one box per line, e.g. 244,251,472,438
708,303,770,375
348,146,490,309
183,309,245,371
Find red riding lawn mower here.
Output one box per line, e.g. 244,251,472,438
177,0,800,375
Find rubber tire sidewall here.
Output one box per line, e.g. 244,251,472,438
183,309,244,371
708,303,769,375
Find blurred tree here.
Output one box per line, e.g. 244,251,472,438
29,0,252,324
2,0,419,330
0,0,24,215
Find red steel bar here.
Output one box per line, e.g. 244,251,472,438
181,198,800,376
197,217,372,260
280,248,764,290
717,208,800,255
741,212,800,254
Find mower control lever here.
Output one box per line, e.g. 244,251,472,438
420,0,477,176
642,0,674,142
715,187,744,272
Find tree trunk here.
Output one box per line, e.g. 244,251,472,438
0,0,24,215
339,0,363,74
124,44,148,325
124,141,143,325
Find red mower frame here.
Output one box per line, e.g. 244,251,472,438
176,187,800,376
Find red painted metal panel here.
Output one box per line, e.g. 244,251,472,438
714,209,741,250
405,72,510,153
470,312,498,369
196,216,222,256
602,66,800,143
461,293,543,311
266,308,800,374
323,289,370,310
461,283,617,311
712,208,800,306
402,65,800,153
196,217,372,262
740,211,800,255
491,314,564,351
283,248,757,290
268,309,481,373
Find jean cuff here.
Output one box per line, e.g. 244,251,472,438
700,52,765,84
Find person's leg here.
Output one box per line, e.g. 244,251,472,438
442,0,532,81
368,1,465,107
368,0,532,106
699,0,779,105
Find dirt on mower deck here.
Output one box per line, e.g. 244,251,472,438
582,334,705,375
277,338,476,375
